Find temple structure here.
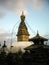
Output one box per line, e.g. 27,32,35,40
25,31,48,50
29,31,48,45
17,12,29,41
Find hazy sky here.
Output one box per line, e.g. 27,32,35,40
0,0,49,44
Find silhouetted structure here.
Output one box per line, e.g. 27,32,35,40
29,31,48,45
25,31,48,50
2,41,7,52
24,31,49,65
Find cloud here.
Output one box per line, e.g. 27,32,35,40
24,0,48,10
15,1,27,15
0,0,48,14
0,29,16,46
0,0,28,15
32,0,43,9
0,12,5,18
0,31,10,42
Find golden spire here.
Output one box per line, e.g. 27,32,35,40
17,11,29,41
20,11,25,21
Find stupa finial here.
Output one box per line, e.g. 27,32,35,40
22,11,24,15
37,30,39,36
20,11,25,21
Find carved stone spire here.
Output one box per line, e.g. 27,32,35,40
17,11,29,41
